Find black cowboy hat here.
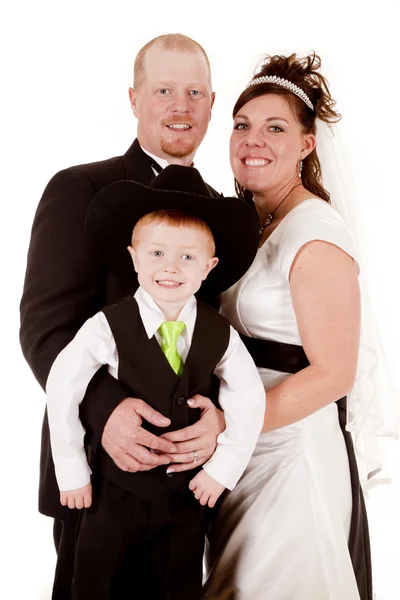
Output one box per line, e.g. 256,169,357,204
86,165,259,295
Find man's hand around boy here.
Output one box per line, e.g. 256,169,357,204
102,397,178,472
189,470,225,508
60,482,92,509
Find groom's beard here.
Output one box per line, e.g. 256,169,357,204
161,117,197,159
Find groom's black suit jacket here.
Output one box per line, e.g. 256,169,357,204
19,139,220,521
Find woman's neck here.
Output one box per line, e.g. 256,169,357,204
254,182,319,245
252,177,302,223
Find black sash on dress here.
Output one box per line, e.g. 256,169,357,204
240,334,373,600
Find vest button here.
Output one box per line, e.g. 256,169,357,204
166,471,174,478
176,396,185,405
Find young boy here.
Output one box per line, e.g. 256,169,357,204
46,165,265,599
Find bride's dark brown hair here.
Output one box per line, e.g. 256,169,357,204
234,52,341,203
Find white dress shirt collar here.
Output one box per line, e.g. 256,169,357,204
134,286,197,342
140,146,170,171
140,145,195,171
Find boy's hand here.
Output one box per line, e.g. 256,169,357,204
189,470,225,508
60,482,92,509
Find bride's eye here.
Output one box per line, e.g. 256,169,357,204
269,125,284,133
234,122,248,130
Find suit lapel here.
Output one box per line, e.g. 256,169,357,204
123,139,157,185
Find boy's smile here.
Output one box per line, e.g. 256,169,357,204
129,221,218,320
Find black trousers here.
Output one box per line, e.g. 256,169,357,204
52,518,79,600
53,477,206,600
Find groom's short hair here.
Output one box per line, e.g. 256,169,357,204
133,33,211,90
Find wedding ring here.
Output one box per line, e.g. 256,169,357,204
192,450,199,463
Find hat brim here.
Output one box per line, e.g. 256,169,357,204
86,180,259,295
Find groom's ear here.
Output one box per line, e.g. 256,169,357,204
128,88,139,118
209,92,216,121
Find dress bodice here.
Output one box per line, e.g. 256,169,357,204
221,199,359,346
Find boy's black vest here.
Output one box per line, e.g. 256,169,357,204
94,296,230,500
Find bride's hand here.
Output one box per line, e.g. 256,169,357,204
159,394,226,473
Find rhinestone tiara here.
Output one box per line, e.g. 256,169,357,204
247,75,314,111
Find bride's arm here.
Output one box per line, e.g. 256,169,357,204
262,239,361,433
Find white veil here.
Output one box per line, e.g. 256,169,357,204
316,120,400,490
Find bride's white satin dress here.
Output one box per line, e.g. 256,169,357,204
203,200,361,600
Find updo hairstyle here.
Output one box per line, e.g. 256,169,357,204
234,52,341,203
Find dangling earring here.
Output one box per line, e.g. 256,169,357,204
298,159,303,179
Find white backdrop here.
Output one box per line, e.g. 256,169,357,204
2,1,400,598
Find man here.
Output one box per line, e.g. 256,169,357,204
20,33,222,598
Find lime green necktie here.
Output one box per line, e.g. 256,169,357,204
159,321,186,376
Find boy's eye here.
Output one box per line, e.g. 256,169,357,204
151,250,163,257
181,254,193,261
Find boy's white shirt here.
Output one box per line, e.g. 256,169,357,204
46,286,265,493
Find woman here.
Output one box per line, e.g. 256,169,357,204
202,53,371,600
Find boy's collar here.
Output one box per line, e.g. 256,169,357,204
134,286,196,339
